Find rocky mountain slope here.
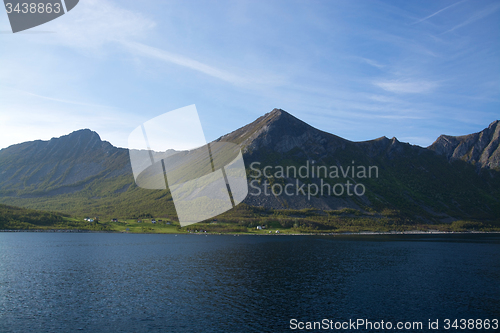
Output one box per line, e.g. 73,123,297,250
429,120,500,171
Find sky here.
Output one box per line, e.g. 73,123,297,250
0,0,499,150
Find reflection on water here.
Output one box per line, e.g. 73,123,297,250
0,233,498,332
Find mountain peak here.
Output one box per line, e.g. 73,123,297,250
488,120,499,130
261,108,306,125
64,128,101,141
219,108,349,160
0,128,117,168
219,108,309,146
43,128,108,155
267,108,292,118
0,127,128,198
270,108,286,115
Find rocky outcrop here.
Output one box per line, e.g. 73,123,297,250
429,120,500,170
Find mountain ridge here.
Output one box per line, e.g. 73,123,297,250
4,111,497,170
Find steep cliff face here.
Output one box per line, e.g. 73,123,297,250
429,120,500,170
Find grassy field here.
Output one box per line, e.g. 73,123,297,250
2,203,499,234
87,217,500,234
106,219,298,234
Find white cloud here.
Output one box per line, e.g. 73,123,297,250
0,0,264,149
121,41,244,85
43,0,275,87
48,0,155,50
358,57,385,69
443,2,500,34
373,79,438,94
367,94,399,103
412,0,467,25
7,88,112,108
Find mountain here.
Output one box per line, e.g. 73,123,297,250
429,120,500,171
218,109,499,221
0,109,499,225
0,129,177,219
0,129,129,196
221,108,417,160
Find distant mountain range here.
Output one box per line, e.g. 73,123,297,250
0,109,498,223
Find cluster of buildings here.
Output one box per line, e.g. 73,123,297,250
136,219,170,225
256,226,280,233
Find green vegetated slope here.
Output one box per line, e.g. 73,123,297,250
0,203,108,231
1,175,177,220
0,130,177,219
213,204,499,233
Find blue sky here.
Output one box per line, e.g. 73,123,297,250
0,0,499,150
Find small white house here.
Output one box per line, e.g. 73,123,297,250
275,230,280,234
256,226,262,230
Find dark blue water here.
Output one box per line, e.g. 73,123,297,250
0,233,498,332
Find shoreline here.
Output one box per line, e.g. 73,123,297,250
1,229,499,235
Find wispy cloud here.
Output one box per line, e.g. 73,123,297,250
363,29,440,58
412,0,467,25
120,41,244,85
357,57,385,69
49,0,155,50
1,0,497,150
45,0,274,87
4,87,113,109
373,79,439,94
442,2,500,34
367,94,399,103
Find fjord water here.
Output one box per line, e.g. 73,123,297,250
0,233,498,332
